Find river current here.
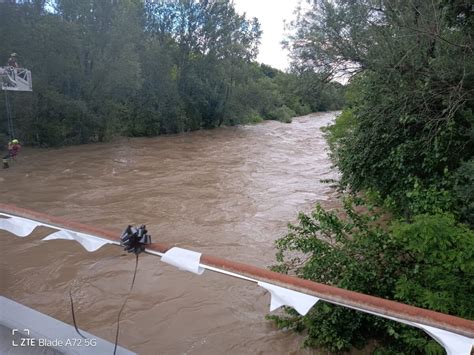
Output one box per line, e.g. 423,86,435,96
1,112,338,354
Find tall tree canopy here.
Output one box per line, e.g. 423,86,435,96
0,0,345,146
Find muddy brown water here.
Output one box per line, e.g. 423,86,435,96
1,112,339,354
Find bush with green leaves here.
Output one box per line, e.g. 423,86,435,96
391,213,474,318
274,0,474,352
270,196,474,353
331,71,473,217
453,159,474,226
323,108,356,152
243,111,264,124
287,0,473,219
267,105,295,123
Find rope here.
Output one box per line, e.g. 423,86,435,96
4,90,14,140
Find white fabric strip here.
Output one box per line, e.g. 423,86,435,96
329,301,474,355
414,323,474,355
258,281,319,316
1,212,473,353
42,230,113,252
161,247,205,275
0,215,42,237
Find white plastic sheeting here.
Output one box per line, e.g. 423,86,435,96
331,303,474,355
161,247,205,275
0,213,115,252
1,213,473,354
0,214,42,237
413,323,474,355
42,229,113,252
258,281,319,316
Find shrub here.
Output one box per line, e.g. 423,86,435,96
323,108,356,151
270,196,473,353
391,213,474,318
403,176,455,217
266,105,295,123
292,102,312,116
244,111,264,124
453,159,474,226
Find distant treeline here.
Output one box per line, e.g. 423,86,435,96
0,0,345,146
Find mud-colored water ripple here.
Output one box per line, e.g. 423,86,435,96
1,112,338,354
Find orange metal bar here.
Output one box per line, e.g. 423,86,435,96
1,203,473,338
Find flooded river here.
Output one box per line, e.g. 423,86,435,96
1,112,338,354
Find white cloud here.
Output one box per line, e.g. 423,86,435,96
233,0,301,71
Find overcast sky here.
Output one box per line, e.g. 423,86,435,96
233,0,301,71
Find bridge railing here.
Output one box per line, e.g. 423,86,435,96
1,203,473,354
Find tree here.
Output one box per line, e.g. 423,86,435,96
144,0,262,129
1,0,337,146
270,0,474,352
288,0,473,214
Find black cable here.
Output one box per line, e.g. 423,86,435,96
69,286,87,339
68,254,124,341
129,253,139,292
68,225,150,354
113,253,139,355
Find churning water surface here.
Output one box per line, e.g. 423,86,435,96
1,112,339,354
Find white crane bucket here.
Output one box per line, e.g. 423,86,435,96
0,67,33,92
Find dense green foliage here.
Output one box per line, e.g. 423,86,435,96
309,0,473,221
270,197,473,353
0,0,345,146
272,0,473,353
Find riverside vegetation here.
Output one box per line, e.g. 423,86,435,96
0,0,344,146
1,1,472,354
270,0,473,354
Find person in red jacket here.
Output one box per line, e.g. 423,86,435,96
2,139,21,168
